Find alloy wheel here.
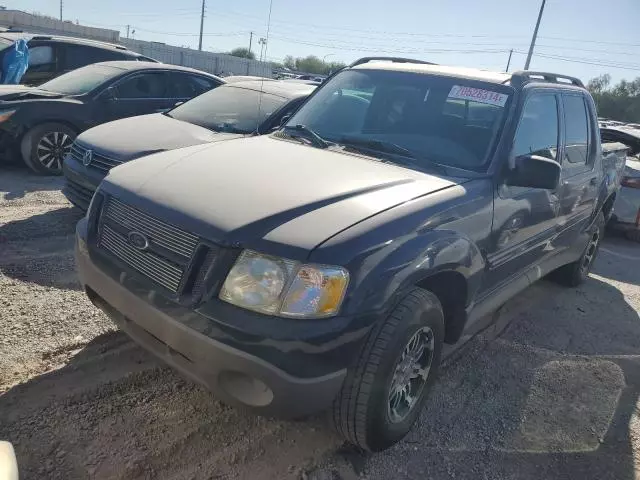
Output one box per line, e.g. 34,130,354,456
387,326,435,424
36,132,73,172
580,227,601,275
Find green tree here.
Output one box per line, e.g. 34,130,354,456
283,55,296,69
588,74,640,122
229,47,256,60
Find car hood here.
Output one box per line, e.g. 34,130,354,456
77,113,243,162
0,85,64,101
103,136,465,258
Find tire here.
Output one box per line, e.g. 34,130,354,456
20,122,76,175
552,212,605,287
331,288,444,452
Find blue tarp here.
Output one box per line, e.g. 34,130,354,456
1,39,29,84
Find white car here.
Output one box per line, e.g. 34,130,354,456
601,126,640,241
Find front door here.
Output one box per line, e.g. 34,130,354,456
102,71,173,122
482,91,562,294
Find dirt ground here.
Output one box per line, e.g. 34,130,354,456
1,166,640,480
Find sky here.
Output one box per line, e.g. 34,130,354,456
6,0,640,85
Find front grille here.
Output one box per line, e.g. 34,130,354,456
70,143,123,172
98,197,200,293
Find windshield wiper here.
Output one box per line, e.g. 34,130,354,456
336,136,418,159
336,136,447,174
282,124,329,149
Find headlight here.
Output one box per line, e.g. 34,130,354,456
220,250,349,318
0,109,16,123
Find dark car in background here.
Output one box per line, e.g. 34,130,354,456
0,32,157,86
0,61,222,174
63,79,315,209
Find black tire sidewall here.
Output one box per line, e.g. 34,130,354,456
575,212,605,283
365,291,444,451
21,123,76,175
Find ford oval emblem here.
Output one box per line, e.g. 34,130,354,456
127,231,149,251
82,149,93,167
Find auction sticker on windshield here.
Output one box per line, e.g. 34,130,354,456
448,86,508,107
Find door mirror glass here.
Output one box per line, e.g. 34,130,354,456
506,154,561,190
101,87,116,101
279,113,291,127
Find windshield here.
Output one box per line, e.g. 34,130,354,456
286,69,513,171
168,85,288,133
39,64,125,95
0,37,13,51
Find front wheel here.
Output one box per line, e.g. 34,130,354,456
20,122,76,175
331,288,444,452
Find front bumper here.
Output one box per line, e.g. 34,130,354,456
62,155,106,210
75,219,348,418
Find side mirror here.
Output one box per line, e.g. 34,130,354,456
101,87,116,101
279,114,291,127
506,154,561,190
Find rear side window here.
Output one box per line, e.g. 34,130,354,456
63,45,125,70
28,45,55,73
512,94,559,161
169,72,218,98
563,94,590,165
115,72,168,99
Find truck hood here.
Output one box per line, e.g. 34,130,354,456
77,113,243,162
0,85,64,101
103,136,465,257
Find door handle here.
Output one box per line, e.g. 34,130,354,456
589,177,598,186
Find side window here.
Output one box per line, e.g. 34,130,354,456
28,45,56,73
512,94,559,161
115,72,168,99
63,45,122,71
563,94,590,165
169,73,218,98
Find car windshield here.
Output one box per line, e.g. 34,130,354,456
38,64,125,95
0,37,13,51
286,69,513,171
167,85,288,134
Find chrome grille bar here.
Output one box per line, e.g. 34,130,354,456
100,225,183,292
105,198,198,259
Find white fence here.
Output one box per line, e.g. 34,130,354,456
121,39,272,78
0,10,273,78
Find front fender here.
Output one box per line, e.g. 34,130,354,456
326,228,486,317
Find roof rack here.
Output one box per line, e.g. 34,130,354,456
350,57,437,68
511,70,584,88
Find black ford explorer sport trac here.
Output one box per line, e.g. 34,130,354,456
75,57,626,451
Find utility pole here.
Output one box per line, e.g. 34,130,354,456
524,0,546,70
198,0,205,51
249,31,254,56
258,37,267,62
505,49,513,72
126,25,130,39
59,0,63,21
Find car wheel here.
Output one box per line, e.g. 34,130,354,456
331,288,444,452
552,212,605,287
20,122,76,175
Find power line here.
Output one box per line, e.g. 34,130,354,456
513,50,640,72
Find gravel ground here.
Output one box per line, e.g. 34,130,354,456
1,166,640,480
